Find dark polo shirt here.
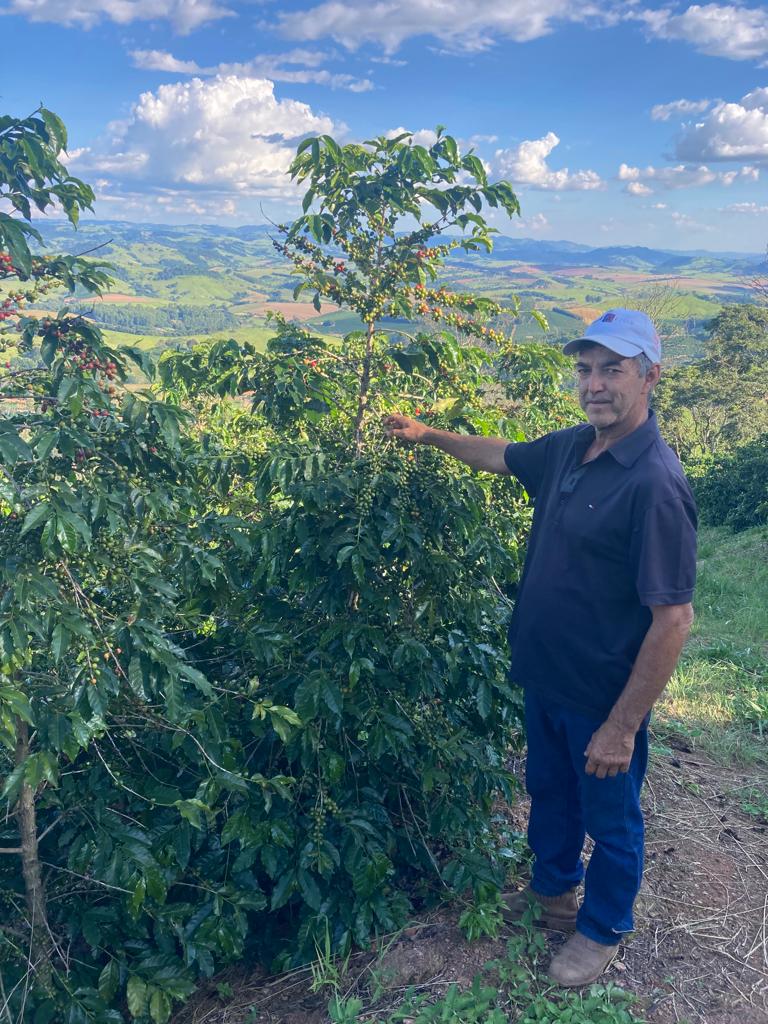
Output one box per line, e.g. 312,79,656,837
504,410,697,719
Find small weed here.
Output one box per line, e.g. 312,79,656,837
215,981,234,1001
328,995,365,1024
383,977,507,1023
458,890,506,942
310,921,351,997
518,982,641,1024
739,785,768,822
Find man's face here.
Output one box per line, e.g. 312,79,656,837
575,345,658,430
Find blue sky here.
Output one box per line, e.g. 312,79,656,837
3,0,768,251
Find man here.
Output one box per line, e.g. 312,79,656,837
384,309,697,987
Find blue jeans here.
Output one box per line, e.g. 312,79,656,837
524,689,648,946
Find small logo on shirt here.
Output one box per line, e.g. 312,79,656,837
601,313,616,322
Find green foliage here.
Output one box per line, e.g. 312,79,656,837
693,432,768,531
1,119,571,1023
704,303,768,372
277,128,520,347
458,890,507,941
0,107,95,273
325,926,643,1024
73,301,240,337
654,304,768,469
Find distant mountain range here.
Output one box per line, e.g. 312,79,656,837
34,221,766,277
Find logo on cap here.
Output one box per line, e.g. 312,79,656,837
601,313,616,322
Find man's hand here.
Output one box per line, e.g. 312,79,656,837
382,416,511,473
584,720,636,779
383,413,429,444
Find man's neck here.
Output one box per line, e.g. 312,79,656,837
585,408,650,461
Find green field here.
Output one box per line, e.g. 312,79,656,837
10,221,758,363
656,524,768,765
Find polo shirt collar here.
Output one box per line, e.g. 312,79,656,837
574,410,660,469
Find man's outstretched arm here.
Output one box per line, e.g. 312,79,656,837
584,602,694,779
383,414,511,474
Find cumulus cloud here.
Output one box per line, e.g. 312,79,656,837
639,4,768,62
617,160,758,189
674,87,768,163
651,98,713,121
4,0,232,33
70,75,343,197
385,126,439,147
276,0,618,54
495,133,603,190
129,47,374,92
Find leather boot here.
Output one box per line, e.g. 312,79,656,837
547,930,620,986
501,886,578,932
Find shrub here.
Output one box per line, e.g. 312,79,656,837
694,432,768,532
0,120,569,1022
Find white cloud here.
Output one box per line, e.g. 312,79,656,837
617,160,758,188
671,210,712,231
89,181,242,222
276,0,618,54
385,126,439,147
722,201,768,213
4,0,232,33
219,50,374,92
129,47,373,92
369,54,407,66
131,49,203,73
495,132,603,190
651,98,712,121
639,4,768,62
675,87,768,163
651,202,668,208
70,75,342,197
509,212,549,231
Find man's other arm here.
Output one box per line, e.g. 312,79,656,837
584,602,694,779
383,414,511,474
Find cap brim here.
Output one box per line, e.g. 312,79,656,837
562,335,643,358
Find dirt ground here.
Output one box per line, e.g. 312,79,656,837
174,744,768,1024
247,301,341,321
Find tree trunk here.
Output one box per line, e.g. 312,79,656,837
14,717,53,990
353,321,375,458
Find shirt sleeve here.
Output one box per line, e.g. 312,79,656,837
503,434,552,497
631,497,698,606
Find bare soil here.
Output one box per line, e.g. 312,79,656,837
248,301,342,321
173,746,768,1024
92,293,155,303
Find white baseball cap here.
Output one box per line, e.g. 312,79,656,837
563,308,661,363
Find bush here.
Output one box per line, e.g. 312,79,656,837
0,121,581,1023
694,432,768,532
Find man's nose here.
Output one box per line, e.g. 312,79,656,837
584,371,606,391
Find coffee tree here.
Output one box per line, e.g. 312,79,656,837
1,119,573,1023
0,110,266,1024
158,130,554,961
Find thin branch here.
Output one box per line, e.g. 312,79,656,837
72,239,113,259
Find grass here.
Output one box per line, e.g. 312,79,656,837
654,523,768,764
